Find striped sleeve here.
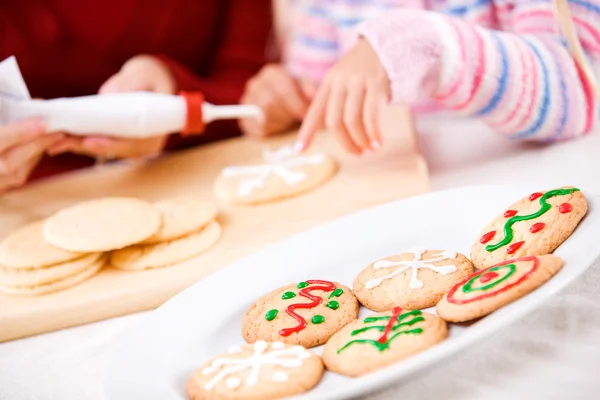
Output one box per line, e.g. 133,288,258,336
284,0,339,82
358,2,600,141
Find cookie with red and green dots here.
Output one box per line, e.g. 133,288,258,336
436,255,563,322
242,280,358,348
471,187,586,270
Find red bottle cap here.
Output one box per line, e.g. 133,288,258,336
179,91,205,135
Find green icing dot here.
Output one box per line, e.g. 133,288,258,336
328,288,344,299
326,301,339,310
265,309,278,321
297,281,309,289
311,315,325,324
281,291,296,300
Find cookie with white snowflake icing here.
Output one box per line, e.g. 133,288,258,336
242,280,358,348
322,308,448,376
471,187,587,270
214,144,337,205
186,340,323,400
436,254,563,322
353,249,474,311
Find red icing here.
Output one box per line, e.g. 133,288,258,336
559,203,573,214
378,307,402,344
504,210,518,218
479,271,499,283
529,192,543,201
530,222,545,233
480,231,496,244
506,241,525,254
279,280,336,337
447,256,540,305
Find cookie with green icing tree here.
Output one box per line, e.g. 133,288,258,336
322,307,447,376
242,280,358,348
471,187,587,270
436,254,563,322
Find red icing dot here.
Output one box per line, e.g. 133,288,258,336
504,209,518,218
480,230,496,244
529,192,543,201
559,203,573,214
530,222,545,233
507,241,525,254
480,271,499,283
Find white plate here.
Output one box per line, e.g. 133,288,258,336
103,185,600,400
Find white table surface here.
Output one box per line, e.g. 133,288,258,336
2,118,600,400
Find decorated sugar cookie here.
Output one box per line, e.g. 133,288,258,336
186,340,323,400
354,248,474,311
322,307,447,376
242,280,358,348
214,144,337,205
436,255,563,322
471,187,586,269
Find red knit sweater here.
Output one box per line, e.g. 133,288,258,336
0,0,272,180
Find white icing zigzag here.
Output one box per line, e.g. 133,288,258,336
221,144,326,196
365,248,458,290
201,340,312,390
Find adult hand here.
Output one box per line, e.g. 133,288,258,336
239,64,315,138
296,39,390,154
48,55,176,159
0,119,64,193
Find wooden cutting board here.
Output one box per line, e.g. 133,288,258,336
0,106,429,342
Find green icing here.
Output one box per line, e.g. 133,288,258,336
326,300,339,310
297,281,309,289
265,309,278,321
282,291,296,300
311,315,325,324
328,288,344,299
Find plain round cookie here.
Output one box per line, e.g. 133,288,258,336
0,255,105,296
242,280,358,348
437,255,563,322
214,147,337,205
186,340,323,400
43,197,161,252
0,253,103,287
140,197,218,245
110,221,221,270
471,187,586,270
323,308,447,376
0,220,85,269
354,249,474,311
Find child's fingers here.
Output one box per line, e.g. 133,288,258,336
343,84,370,150
263,69,309,119
363,86,384,148
296,85,329,150
326,84,362,154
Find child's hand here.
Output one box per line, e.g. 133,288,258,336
0,119,64,193
48,55,174,159
297,39,390,154
239,64,314,138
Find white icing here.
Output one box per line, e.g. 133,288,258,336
221,144,326,196
225,377,241,389
228,345,243,354
271,341,286,349
272,372,289,382
203,340,312,390
365,248,458,290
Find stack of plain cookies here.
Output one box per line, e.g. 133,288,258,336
0,197,221,296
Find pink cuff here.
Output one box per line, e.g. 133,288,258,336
357,10,443,104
